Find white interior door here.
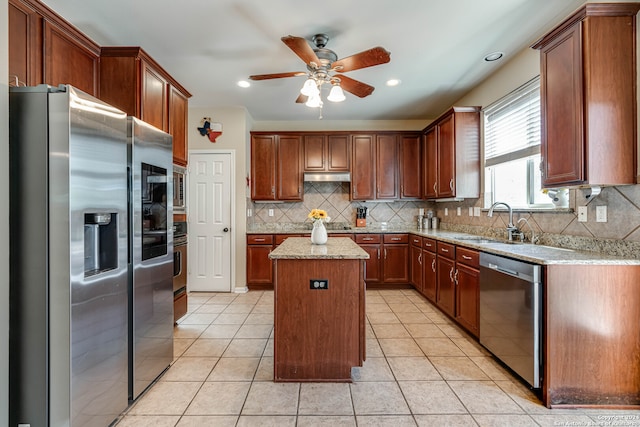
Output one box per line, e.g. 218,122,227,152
188,152,232,292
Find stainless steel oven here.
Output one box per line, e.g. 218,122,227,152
173,165,186,213
173,221,187,293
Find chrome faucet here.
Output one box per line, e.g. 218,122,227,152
487,201,519,241
517,217,539,244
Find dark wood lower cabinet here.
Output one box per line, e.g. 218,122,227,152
410,244,423,293
246,235,274,290
436,255,456,317
455,262,479,337
422,249,437,302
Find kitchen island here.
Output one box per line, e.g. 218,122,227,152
269,237,369,382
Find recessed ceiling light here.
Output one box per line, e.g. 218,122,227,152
484,52,504,62
237,80,251,88
386,79,401,87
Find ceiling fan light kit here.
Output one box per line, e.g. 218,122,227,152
249,33,390,114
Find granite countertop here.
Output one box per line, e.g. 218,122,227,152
269,237,370,260
252,225,640,265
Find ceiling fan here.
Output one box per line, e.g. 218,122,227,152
249,34,391,108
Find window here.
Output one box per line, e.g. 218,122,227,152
483,76,563,209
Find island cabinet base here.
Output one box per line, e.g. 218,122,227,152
544,264,640,408
274,258,366,382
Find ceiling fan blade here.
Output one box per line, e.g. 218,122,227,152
295,93,308,104
332,46,391,72
335,75,375,98
249,71,306,80
282,35,321,65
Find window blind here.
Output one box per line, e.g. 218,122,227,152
484,77,541,167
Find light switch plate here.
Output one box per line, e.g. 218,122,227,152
577,206,587,222
469,207,474,216
444,208,449,216
474,207,481,217
596,205,607,222
268,209,274,217
457,207,461,216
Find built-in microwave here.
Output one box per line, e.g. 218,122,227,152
173,165,186,213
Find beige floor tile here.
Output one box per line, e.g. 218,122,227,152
473,414,539,426
448,381,523,414
222,338,268,358
415,337,466,357
223,303,255,314
351,357,394,382
176,415,238,426
426,311,451,324
366,295,386,304
129,381,201,415
380,295,412,304
235,323,273,338
297,415,357,426
366,323,376,338
493,380,551,414
371,323,411,339
173,338,195,359
414,414,478,426
253,357,274,381
241,382,300,415
394,311,431,324
387,357,442,381
470,357,512,381
437,323,467,338
244,313,274,324
298,383,354,415
207,357,260,381
263,338,274,356
200,323,241,339
398,381,467,414
367,312,401,324
161,356,218,382
177,312,219,325
194,304,228,314
187,294,213,304
350,382,411,415
209,295,238,304
404,324,446,339
452,337,490,357
366,338,384,357
213,312,249,325
357,415,418,426
366,303,393,313
182,338,230,357
172,324,207,339
115,415,181,427
185,381,250,415
236,415,296,426
378,338,424,357
250,304,274,314
430,356,491,381
388,303,421,313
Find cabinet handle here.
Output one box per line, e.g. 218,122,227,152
418,253,422,264
271,185,275,195
462,255,472,260
425,242,432,247
449,267,454,282
391,237,401,241
454,269,459,284
363,237,373,241
384,248,387,260
433,182,437,193
539,158,545,177
255,238,265,242
449,179,454,191
432,259,436,272
377,248,380,259
441,248,449,253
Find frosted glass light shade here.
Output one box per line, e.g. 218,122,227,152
327,85,346,102
305,93,322,108
301,78,319,96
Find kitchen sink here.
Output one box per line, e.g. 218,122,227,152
455,236,503,244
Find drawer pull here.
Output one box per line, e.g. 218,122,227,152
441,248,449,253
255,238,265,242
391,237,401,241
462,255,472,260
363,237,373,241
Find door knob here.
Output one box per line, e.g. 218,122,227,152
223,227,229,232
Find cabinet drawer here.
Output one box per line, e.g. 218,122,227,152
355,234,381,244
247,234,274,245
436,241,455,258
383,234,408,244
410,235,422,246
456,247,479,268
275,234,304,245
422,238,437,251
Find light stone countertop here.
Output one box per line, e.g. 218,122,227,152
269,237,370,260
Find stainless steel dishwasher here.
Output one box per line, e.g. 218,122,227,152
479,252,542,388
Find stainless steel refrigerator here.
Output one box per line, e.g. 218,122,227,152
9,84,129,426
127,116,174,400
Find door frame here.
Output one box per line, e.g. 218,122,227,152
188,149,236,292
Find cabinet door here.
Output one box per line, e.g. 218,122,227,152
141,63,168,131
251,135,277,200
246,245,273,285
455,263,479,337
169,86,188,166
303,134,325,171
44,21,98,96
9,0,41,87
383,244,409,283
351,134,376,200
277,135,303,201
360,244,382,283
422,250,437,302
376,134,398,199
327,135,350,171
540,23,585,186
436,256,456,317
400,134,421,199
410,244,423,292
423,127,438,199
437,114,455,197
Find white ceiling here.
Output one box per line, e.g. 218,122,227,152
41,0,588,121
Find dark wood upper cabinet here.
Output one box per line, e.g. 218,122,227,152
422,107,480,200
327,135,351,172
169,87,189,166
303,134,326,171
9,0,42,87
351,134,376,201
376,134,398,199
251,135,277,201
532,3,640,187
277,135,303,201
303,134,351,172
399,133,422,199
251,133,302,201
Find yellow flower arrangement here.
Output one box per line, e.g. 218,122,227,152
308,208,331,222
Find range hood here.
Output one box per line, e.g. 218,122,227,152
303,172,351,182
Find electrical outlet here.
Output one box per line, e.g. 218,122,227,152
310,279,328,290
577,206,587,222
247,208,252,217
474,207,481,217
268,209,274,217
596,205,607,222
444,208,449,216
468,207,474,216
457,207,461,216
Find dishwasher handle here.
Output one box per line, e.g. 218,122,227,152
487,262,520,277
